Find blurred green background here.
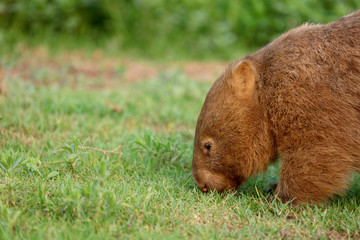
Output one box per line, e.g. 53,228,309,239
1,0,359,60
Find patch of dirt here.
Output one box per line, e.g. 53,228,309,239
279,228,297,239
323,228,360,240
4,47,227,88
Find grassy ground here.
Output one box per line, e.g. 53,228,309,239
1,49,360,239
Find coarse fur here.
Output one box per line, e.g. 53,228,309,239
192,10,360,205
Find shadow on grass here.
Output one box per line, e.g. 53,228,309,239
237,161,280,196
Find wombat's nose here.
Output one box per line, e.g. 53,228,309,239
201,186,208,193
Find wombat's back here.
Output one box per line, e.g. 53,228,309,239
248,10,360,165
251,10,360,91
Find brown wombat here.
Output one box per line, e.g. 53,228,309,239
192,10,360,205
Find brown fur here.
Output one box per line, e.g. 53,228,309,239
192,10,360,205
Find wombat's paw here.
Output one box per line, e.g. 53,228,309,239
266,183,278,195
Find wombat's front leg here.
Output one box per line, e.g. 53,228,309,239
275,148,352,205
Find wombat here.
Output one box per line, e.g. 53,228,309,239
192,10,360,204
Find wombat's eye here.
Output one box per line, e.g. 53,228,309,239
204,143,212,151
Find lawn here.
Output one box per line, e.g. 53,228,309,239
1,48,360,239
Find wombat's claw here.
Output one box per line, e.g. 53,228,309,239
266,183,278,195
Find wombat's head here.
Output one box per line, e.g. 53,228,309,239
192,60,274,193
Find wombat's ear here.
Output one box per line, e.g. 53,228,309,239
231,61,257,95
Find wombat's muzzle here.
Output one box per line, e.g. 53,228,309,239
192,168,239,193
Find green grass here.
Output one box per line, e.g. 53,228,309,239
2,0,360,61
1,53,360,239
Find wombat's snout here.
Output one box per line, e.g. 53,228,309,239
192,168,239,193
197,184,209,193
201,187,208,193
192,169,213,193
